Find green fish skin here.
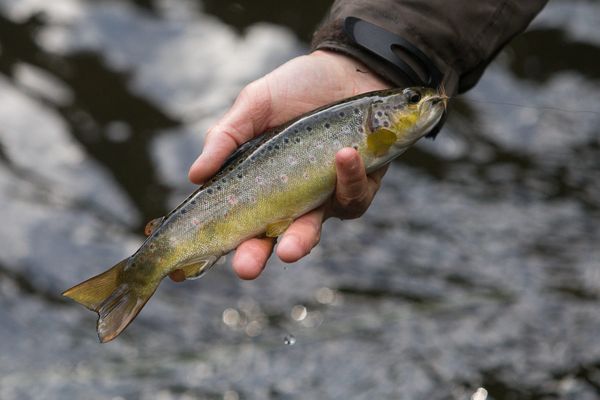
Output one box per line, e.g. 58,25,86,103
63,87,447,342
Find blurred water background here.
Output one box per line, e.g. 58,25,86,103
0,1,599,399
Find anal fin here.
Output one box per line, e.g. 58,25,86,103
266,218,293,238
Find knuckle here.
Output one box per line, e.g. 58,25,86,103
214,123,245,148
335,192,372,219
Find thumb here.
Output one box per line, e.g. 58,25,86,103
188,79,273,184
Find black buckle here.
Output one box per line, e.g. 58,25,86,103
344,16,443,88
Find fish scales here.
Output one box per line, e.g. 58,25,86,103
63,87,447,342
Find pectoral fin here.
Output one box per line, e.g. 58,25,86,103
144,217,164,236
367,128,397,156
266,218,293,238
168,256,219,282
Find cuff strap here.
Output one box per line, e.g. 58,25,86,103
344,16,443,88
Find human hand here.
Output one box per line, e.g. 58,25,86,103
188,50,391,280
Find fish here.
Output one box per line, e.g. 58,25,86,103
63,87,448,342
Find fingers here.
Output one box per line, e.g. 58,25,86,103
276,207,325,263
231,207,325,279
188,79,273,184
232,237,275,280
331,148,378,219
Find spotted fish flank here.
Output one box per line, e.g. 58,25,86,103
63,87,448,342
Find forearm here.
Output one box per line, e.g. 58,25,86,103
311,0,548,94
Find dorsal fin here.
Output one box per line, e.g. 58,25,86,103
144,217,164,236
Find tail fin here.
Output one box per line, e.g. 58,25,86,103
63,259,157,343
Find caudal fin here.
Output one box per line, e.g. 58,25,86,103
63,259,157,343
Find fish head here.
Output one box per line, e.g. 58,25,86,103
367,87,448,153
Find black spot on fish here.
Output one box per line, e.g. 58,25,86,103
207,189,213,194
383,121,390,127
217,186,222,190
267,145,273,151
284,138,289,143
307,126,312,131
275,144,280,150
294,129,299,133
353,108,360,114
222,178,227,183
237,173,243,179
353,145,358,150
377,111,383,117
325,123,331,129
191,200,197,205
295,138,301,143
339,112,345,117
181,209,187,214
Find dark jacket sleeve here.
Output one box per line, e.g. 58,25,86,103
311,0,548,94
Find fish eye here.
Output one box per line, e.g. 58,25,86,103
404,89,421,104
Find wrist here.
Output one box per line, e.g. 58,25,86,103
309,49,392,94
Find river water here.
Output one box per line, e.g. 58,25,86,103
0,1,599,399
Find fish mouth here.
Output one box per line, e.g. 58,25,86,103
418,95,448,139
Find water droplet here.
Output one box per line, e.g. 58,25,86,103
283,334,296,345
315,287,336,304
291,305,307,321
222,308,240,327
223,390,239,400
471,388,488,400
245,320,262,337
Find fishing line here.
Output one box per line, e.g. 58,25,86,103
459,97,600,116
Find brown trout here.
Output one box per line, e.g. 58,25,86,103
63,87,447,342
